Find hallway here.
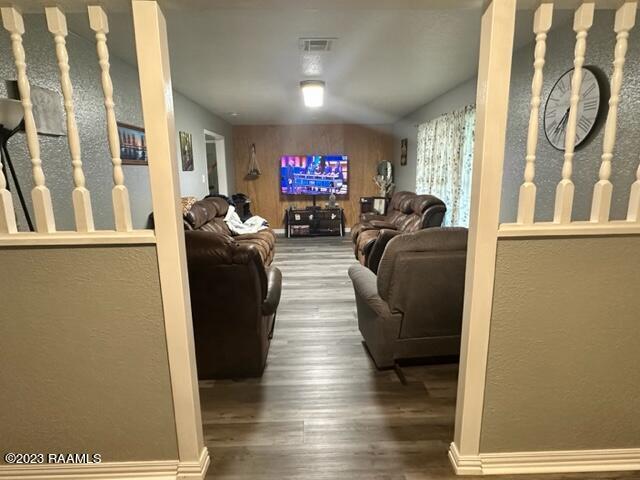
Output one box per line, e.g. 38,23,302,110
198,237,638,480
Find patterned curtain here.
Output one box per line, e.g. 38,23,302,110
416,105,475,227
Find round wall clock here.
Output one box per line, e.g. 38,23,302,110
543,65,609,151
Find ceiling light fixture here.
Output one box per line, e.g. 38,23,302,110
300,80,325,108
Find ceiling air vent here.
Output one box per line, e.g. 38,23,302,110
299,38,335,53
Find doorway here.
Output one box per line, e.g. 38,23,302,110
204,129,228,196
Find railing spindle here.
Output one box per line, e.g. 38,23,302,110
0,165,17,233
553,2,594,224
517,3,553,225
88,5,133,232
591,1,637,223
46,6,95,233
628,158,640,222
1,7,56,233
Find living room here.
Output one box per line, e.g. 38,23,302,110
2,1,640,480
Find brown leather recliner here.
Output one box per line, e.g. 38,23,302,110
352,193,447,267
348,227,467,369
351,191,414,243
182,197,281,379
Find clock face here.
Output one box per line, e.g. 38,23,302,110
543,67,607,151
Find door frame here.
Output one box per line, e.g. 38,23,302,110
203,129,228,196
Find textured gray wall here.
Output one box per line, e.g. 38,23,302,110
392,11,639,223
501,10,640,222
481,235,640,453
0,14,233,230
0,245,179,462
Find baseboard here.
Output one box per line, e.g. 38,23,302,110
449,442,640,475
177,447,210,479
274,227,351,235
448,442,483,475
0,447,210,480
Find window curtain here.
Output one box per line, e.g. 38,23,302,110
416,105,475,226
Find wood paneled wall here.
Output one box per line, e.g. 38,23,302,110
233,124,394,228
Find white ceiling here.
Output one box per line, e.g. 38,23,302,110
66,1,558,125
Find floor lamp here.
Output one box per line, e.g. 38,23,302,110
0,98,33,231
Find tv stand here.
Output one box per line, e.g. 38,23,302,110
285,206,344,238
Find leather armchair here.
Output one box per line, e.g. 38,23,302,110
185,231,282,378
348,227,467,369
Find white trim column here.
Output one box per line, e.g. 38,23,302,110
450,0,516,474
131,1,208,478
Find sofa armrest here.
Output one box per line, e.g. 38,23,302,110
367,229,402,274
368,220,396,229
360,212,387,223
262,266,282,316
348,264,391,318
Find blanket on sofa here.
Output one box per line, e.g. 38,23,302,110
223,205,268,235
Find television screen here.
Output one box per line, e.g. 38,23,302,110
280,155,349,196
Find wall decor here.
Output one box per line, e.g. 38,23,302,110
246,142,261,179
117,122,147,165
400,138,408,166
180,131,194,171
543,65,610,151
7,81,65,136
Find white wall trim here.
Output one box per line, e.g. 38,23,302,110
498,220,640,238
132,0,207,471
453,0,516,460
449,442,640,476
0,230,156,247
0,448,210,479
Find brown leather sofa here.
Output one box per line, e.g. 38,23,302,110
351,191,446,267
182,197,281,378
184,197,276,265
348,227,467,369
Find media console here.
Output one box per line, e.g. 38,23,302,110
285,207,344,238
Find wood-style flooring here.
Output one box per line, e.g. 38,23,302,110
200,236,639,480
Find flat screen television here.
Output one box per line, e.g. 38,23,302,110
280,155,348,196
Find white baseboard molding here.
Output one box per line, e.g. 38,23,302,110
0,447,210,480
449,442,640,476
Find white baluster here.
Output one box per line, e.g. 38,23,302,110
46,7,95,233
0,166,17,233
553,2,594,224
628,158,640,222
88,5,133,232
591,1,637,223
517,3,553,225
1,7,56,233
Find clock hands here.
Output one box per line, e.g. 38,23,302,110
551,106,570,143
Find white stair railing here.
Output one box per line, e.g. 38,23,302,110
89,5,133,233
1,6,56,233
590,1,637,223
0,4,143,243
628,157,640,222
46,6,95,233
0,162,17,233
553,1,594,225
516,2,553,225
